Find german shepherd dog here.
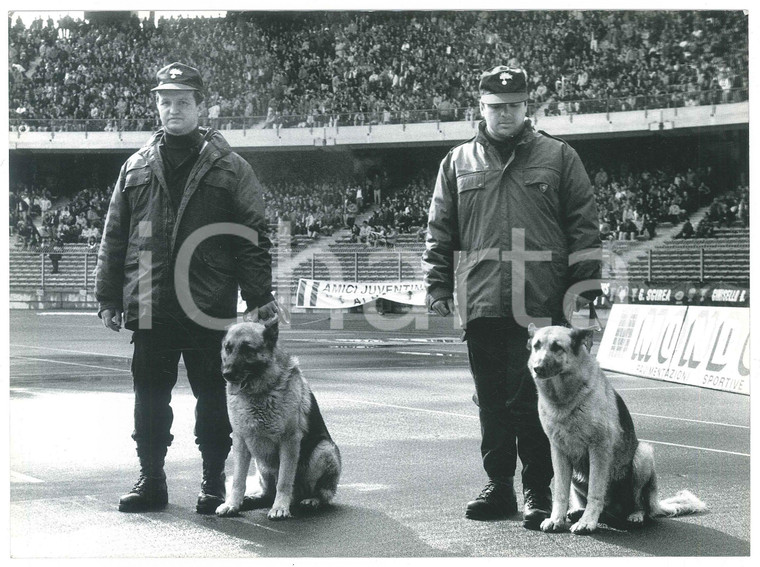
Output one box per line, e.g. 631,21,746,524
215,321,341,520
527,324,706,534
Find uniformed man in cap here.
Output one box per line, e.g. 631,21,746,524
96,62,279,513
422,65,601,527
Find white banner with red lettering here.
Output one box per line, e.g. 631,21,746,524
597,304,750,395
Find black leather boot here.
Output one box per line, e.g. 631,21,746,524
119,448,168,512
465,477,518,520
196,458,227,514
522,486,552,530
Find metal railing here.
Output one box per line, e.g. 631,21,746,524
10,242,749,293
9,250,98,290
9,86,749,135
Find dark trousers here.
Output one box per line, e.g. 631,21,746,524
130,320,231,462
465,317,553,492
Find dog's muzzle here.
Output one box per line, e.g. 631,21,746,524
531,365,560,380
222,370,245,394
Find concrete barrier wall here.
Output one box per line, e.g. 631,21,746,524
9,102,749,151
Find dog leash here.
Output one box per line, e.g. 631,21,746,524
583,303,604,352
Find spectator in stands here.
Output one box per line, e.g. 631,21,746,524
356,185,364,211
737,195,749,228
87,235,99,253
95,62,278,517
348,221,361,243
695,218,715,238
674,218,694,239
368,224,385,248
707,199,727,227
643,213,657,240
358,220,371,244
668,201,685,224
47,237,64,273
305,213,319,238
377,224,399,248
15,219,31,249
599,220,614,241
38,193,52,217
423,65,601,528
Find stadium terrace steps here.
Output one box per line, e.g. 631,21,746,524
621,224,750,283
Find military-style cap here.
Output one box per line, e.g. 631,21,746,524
479,66,528,104
151,62,205,95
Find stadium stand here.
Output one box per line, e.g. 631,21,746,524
622,225,750,283
7,11,749,312
9,11,748,132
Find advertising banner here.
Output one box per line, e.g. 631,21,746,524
597,303,750,395
602,281,749,307
296,278,426,308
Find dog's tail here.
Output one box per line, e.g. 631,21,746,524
652,489,707,517
637,442,707,518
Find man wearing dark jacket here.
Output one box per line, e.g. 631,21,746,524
96,63,278,514
422,65,601,528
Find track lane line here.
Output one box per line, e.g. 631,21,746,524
328,397,749,456
10,355,131,373
10,471,44,483
11,343,132,359
639,439,749,457
632,412,749,429
331,397,478,420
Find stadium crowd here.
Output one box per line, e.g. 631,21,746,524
10,184,108,250
592,165,750,241
9,10,748,132
350,172,432,246
10,159,748,254
8,172,390,250
263,179,346,238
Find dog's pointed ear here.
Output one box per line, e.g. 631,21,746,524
570,328,594,354
527,323,537,350
262,318,279,348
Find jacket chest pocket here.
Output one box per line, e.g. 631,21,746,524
456,171,498,245
123,166,155,260
198,168,235,221
123,166,152,205
456,171,491,211
523,167,561,213
457,171,486,194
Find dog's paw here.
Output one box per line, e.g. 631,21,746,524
570,518,598,534
268,504,292,520
627,510,645,525
215,502,241,517
540,517,568,532
299,498,321,509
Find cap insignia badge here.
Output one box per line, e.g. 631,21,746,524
169,68,183,79
500,72,512,84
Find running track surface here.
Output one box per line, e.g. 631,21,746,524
6,310,752,559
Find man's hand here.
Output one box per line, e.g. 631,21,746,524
430,297,455,317
101,308,123,332
244,299,281,325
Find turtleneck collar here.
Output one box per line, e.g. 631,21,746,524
481,120,527,147
163,128,204,149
